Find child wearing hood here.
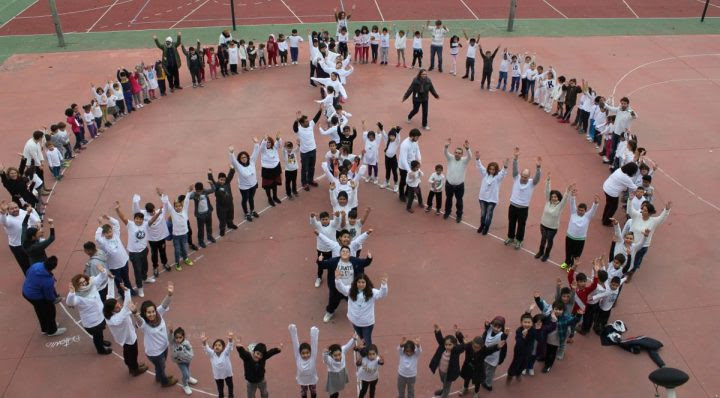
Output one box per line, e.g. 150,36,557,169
455,325,505,398
479,316,508,391
266,34,278,66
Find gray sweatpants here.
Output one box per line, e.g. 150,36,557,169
484,362,497,386
397,375,416,398
247,380,268,398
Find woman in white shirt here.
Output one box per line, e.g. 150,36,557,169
134,282,177,387
475,154,509,235
260,136,283,207
334,272,388,351
229,141,261,222
601,162,638,225
67,265,111,354
104,283,148,376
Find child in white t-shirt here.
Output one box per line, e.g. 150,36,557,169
406,160,424,212
379,27,391,65
510,54,521,93
461,30,479,81
394,26,407,67
411,28,424,68
448,35,462,76
397,337,422,398
45,142,63,180
355,343,384,398
426,164,445,214
288,29,304,64
497,49,510,90
361,121,383,183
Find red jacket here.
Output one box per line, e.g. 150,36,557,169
568,269,598,314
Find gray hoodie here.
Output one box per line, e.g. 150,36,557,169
85,250,108,290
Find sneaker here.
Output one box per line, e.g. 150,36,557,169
443,213,450,220
425,206,431,212
323,312,334,323
406,118,411,123
423,125,431,131
198,242,207,248
379,182,387,189
188,377,198,385
504,238,513,245
252,211,260,218
162,264,170,272
521,369,527,375
99,347,113,355
514,239,523,250
162,375,178,387
542,367,551,373
560,262,569,270
189,244,199,251
175,263,183,271
273,197,282,204
528,369,535,376
246,214,253,222
314,277,322,288
208,238,216,243
393,185,399,192
145,276,156,283
303,184,310,191
556,350,565,360
182,384,192,395
184,258,194,266
130,363,148,376
436,210,441,215
47,327,67,337
137,288,144,298
456,216,462,223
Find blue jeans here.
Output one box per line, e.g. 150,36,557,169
353,324,374,349
497,71,508,90
290,47,299,62
300,149,316,187
123,91,134,112
50,166,61,179
479,200,496,234
177,362,191,386
110,263,135,295
429,45,443,71
633,246,649,270
172,234,188,265
510,76,520,92
148,349,169,384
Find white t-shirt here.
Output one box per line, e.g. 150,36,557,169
288,35,304,48
427,26,448,46
428,172,445,192
139,305,170,356
380,33,390,47
126,221,149,253
397,345,422,378
46,148,63,167
228,46,239,64
412,36,422,50
395,34,407,50
466,43,477,59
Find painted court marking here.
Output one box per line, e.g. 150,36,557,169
169,0,210,29
372,0,385,22
459,0,480,20
622,0,639,18
86,0,123,32
279,0,303,24
696,0,720,9
0,0,38,29
131,0,151,22
541,0,568,19
15,0,134,19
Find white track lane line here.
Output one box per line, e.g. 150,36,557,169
86,0,121,32
279,0,303,23
542,0,568,18
459,0,479,19
622,0,639,18
0,0,37,29
169,0,210,29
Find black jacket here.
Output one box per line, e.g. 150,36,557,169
236,346,281,383
208,169,235,209
403,77,439,103
479,45,500,71
317,255,373,292
456,331,501,383
429,328,465,381
22,213,54,264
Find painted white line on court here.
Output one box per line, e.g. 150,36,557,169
459,0,479,20
87,0,122,32
622,0,639,18
542,0,568,19
0,0,38,29
279,0,303,23
169,0,210,29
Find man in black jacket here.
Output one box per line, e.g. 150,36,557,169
208,168,238,236
403,69,440,130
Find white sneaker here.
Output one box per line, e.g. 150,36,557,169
314,277,322,288
144,276,156,283
188,377,198,385
521,369,527,375
182,384,192,395
393,185,399,192
364,176,370,183
379,182,387,189
47,327,67,337
406,118,411,123
323,312,334,323
137,288,144,298
423,126,431,130
528,369,535,376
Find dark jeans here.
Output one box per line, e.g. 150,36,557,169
538,225,558,257
326,284,347,314
481,69,492,89
149,239,168,268
300,150,316,186
581,303,599,333
602,193,619,225
240,184,258,214
10,244,30,274
167,65,180,88
196,212,213,244
147,349,170,384
129,248,148,288
290,47,299,62
510,76,521,92
408,100,429,127
398,169,408,199
544,344,558,370
479,200,497,234
123,341,140,371
359,379,378,398
23,294,57,334
444,182,465,218
353,324,375,349
429,45,443,71
217,206,234,235
497,71,508,90
564,236,585,266
385,155,398,183
562,103,575,121
316,250,331,279
633,246,649,270
507,205,529,241
406,186,423,209
84,320,107,353
427,190,442,210
412,49,423,68
464,57,475,80
216,376,234,397
110,263,135,295
158,79,167,95
285,169,298,196
189,68,201,85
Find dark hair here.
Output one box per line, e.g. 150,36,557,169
174,327,186,338
471,336,484,345
642,174,652,183
32,130,44,140
642,202,656,215
337,191,348,201
552,300,565,310
614,253,627,264
82,104,91,112
443,335,458,346
576,272,587,282
103,298,118,319
139,300,159,324
558,76,566,83
213,339,226,350
415,69,426,79
83,241,97,252
57,121,66,129
237,151,250,166
218,172,227,179
24,227,39,245
292,29,298,34
44,256,58,272
435,164,443,171
402,340,416,353
486,162,500,176
299,342,311,353
145,202,155,213
348,208,358,219
620,97,630,104
610,276,622,285
578,203,588,211
194,182,204,191
64,108,74,117
319,211,330,219
328,343,342,354
549,190,563,202
366,344,379,355
349,273,374,301
339,244,351,253
133,212,144,220
521,312,533,322
560,287,571,296
253,342,267,355
410,160,420,169
532,314,543,324
597,270,608,283
409,128,422,138
620,162,638,177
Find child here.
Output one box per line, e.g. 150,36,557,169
381,126,401,190
519,54,533,99
126,68,143,108
181,44,204,88
258,43,267,69
405,160,423,213
336,27,349,59
356,343,384,398
323,336,356,397
361,26,370,63
289,324,319,398
248,41,258,70
310,211,341,287
289,29,304,64
278,34,288,65
641,174,654,203
144,63,159,99
456,326,504,397
91,99,104,132
411,28,424,68
113,201,162,297
534,295,579,373
283,141,300,199
207,168,237,236
361,121,383,183
506,312,537,384
393,26,407,67
227,40,239,74
189,182,215,248
379,27,390,65
329,183,356,214
591,276,625,331
461,31,479,81
236,339,282,397
448,35,462,76
206,47,219,79
353,29,363,63
397,337,421,398
218,45,229,77
45,142,63,181
426,164,444,214
496,48,510,90
369,25,380,63
170,327,198,395
509,54,521,93
479,317,508,391
560,191,599,270
82,104,98,139
202,332,234,398
155,61,168,96
266,34,278,67
135,65,151,103
160,187,193,270
116,69,134,113
429,325,465,398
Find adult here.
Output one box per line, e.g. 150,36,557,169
443,139,471,223
22,214,55,266
478,40,500,90
504,148,542,250
133,282,178,388
132,194,171,274
426,20,449,73
83,241,110,302
403,69,439,130
66,267,112,355
397,129,422,202
104,284,148,376
333,5,355,37
1,162,38,207
22,256,65,336
0,200,40,274
625,199,671,274
95,215,136,295
605,96,637,162
229,140,261,222
22,130,50,194
260,135,283,207
292,108,322,191
152,32,183,92
475,153,509,235
536,175,571,262
317,245,372,323
218,29,233,46
335,272,388,350
601,162,638,225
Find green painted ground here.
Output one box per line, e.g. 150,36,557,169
0,0,35,27
1,17,718,65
